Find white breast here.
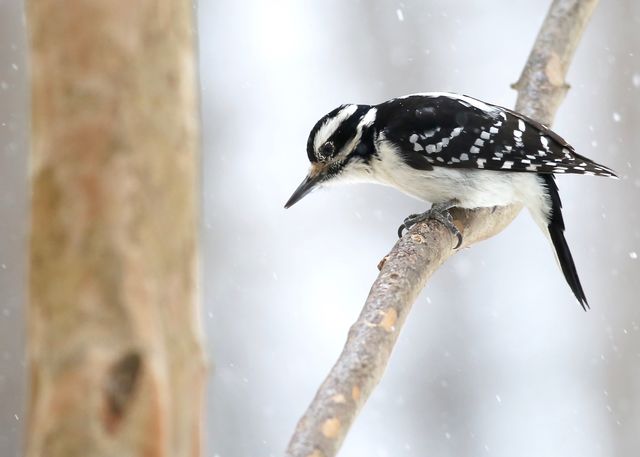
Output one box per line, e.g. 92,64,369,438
370,139,550,227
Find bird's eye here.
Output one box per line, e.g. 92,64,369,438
318,142,335,159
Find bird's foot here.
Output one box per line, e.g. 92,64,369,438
397,200,463,249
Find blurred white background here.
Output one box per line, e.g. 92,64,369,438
2,1,639,456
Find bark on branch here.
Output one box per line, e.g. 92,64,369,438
26,1,205,456
285,1,599,456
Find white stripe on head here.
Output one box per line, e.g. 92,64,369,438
359,107,377,128
332,107,377,162
313,104,358,151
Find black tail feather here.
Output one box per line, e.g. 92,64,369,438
540,174,589,310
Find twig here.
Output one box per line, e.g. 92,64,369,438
285,1,600,456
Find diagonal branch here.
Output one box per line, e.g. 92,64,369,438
285,1,600,456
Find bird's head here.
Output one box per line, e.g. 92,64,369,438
284,103,377,208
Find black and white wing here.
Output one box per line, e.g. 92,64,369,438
375,93,617,177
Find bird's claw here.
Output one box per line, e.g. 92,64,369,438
397,201,463,249
397,213,424,238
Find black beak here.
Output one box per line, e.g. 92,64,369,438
284,173,323,208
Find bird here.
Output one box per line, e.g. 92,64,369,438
284,92,617,310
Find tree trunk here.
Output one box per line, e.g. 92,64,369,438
25,1,205,456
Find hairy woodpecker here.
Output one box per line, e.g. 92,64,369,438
284,93,617,310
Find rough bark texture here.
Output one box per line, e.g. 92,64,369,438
285,1,600,456
26,1,205,456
